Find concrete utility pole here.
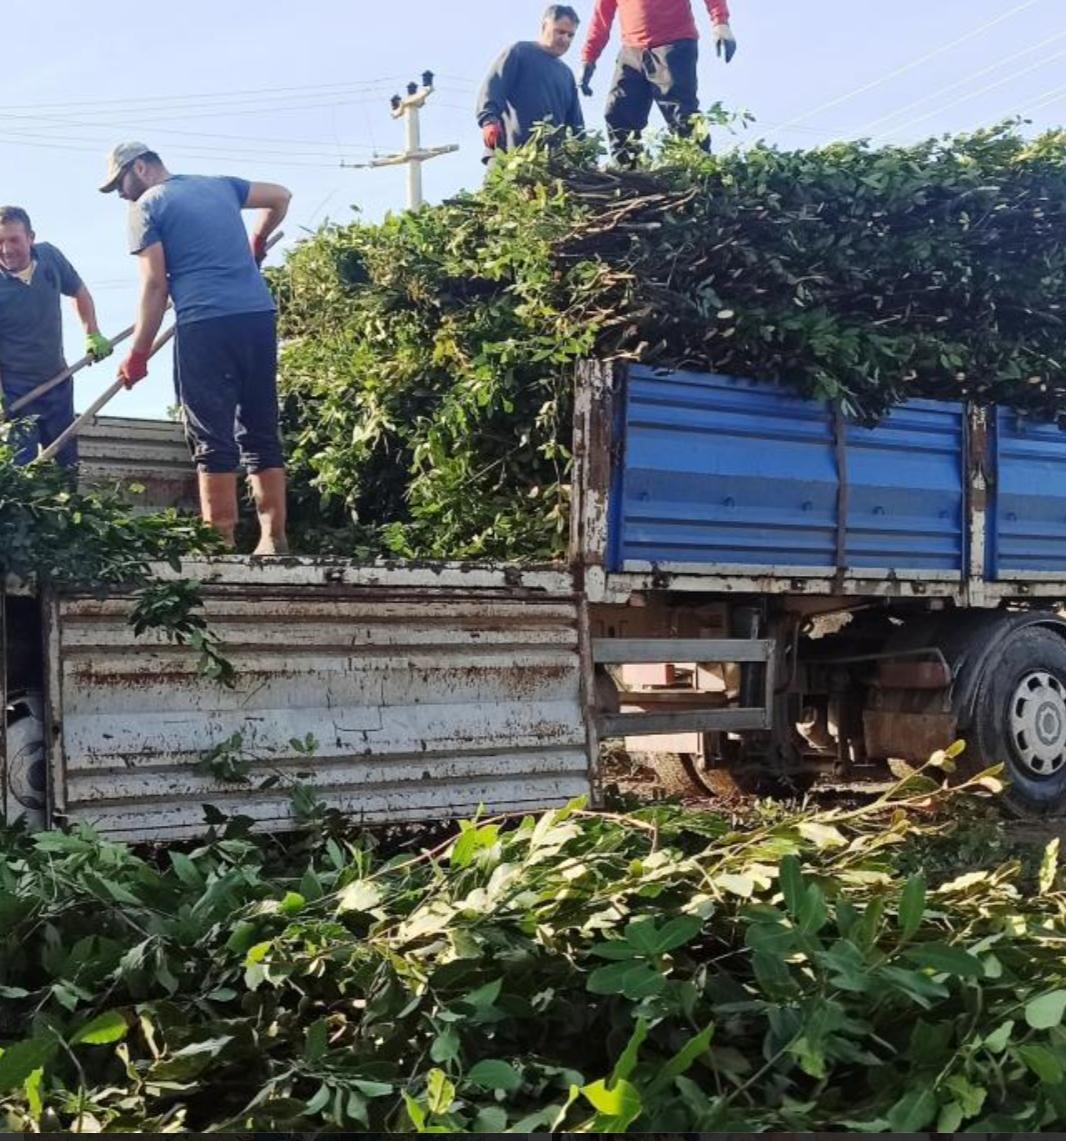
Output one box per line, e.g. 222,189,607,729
343,71,459,211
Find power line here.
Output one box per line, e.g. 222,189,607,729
433,73,478,87
0,90,400,129
0,114,378,157
854,27,1066,136
0,76,407,114
0,80,475,161
880,45,1066,137
763,0,1046,139
0,133,356,169
0,80,472,124
1010,80,1066,115
0,122,368,162
114,96,405,125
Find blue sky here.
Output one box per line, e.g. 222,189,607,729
3,0,1063,419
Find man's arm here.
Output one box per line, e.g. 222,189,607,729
53,247,111,361
477,45,520,128
71,284,113,361
704,0,737,61
567,77,586,134
118,243,169,388
244,182,291,264
581,0,618,66
71,285,101,338
703,0,731,25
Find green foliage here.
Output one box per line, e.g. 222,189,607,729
2,760,1066,1132
0,436,217,590
0,434,228,676
195,732,254,785
275,122,1066,560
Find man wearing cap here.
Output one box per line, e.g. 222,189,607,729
0,205,112,468
579,0,738,165
100,142,291,555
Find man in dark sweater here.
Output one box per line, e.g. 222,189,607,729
477,5,584,161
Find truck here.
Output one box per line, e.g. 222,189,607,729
6,362,1066,840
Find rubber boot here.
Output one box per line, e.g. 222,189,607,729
198,472,239,549
249,467,289,556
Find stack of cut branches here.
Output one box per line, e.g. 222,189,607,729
274,124,1066,560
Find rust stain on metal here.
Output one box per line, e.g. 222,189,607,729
863,709,958,763
50,565,592,840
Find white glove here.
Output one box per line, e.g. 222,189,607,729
714,22,737,63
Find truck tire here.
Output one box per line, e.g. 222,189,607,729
652,753,708,799
969,627,1066,813
4,692,46,829
652,752,762,801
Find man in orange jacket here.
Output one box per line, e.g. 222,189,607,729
580,0,737,164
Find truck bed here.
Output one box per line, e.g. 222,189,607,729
574,364,1066,606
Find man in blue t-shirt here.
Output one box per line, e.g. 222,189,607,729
99,142,291,554
0,205,113,467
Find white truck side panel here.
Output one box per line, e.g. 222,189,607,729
44,560,593,841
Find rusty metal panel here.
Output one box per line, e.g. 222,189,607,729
572,361,622,574
863,709,958,763
77,415,198,512
46,561,591,841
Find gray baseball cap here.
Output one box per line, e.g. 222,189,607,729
99,142,153,193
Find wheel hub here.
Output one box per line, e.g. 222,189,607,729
1009,671,1066,778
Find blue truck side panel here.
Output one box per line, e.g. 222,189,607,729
844,400,964,572
616,371,836,569
993,408,1066,577
610,367,966,575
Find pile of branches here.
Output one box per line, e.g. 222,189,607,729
275,124,1066,560
2,754,1066,1132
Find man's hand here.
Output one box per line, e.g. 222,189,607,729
251,232,268,267
580,62,596,97
482,121,504,150
714,23,737,63
118,349,150,389
85,331,113,362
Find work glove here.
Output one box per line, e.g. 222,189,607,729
118,349,149,390
580,62,596,97
714,22,737,63
85,331,113,361
482,121,504,150
251,232,269,267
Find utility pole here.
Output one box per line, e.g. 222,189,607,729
342,71,459,212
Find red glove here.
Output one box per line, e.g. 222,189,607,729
482,121,504,150
251,232,268,266
118,350,150,389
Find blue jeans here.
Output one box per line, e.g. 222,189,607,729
173,310,283,474
1,374,77,468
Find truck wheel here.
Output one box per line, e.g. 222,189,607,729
651,753,708,799
4,692,46,829
652,753,761,801
969,627,1066,813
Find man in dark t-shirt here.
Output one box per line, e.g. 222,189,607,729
477,4,584,160
0,205,112,467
